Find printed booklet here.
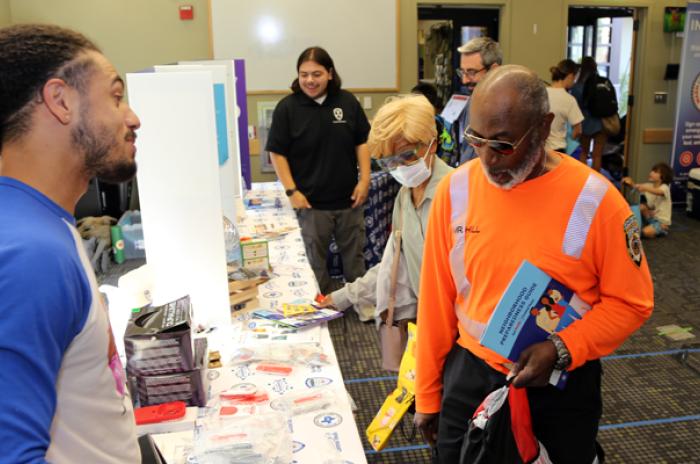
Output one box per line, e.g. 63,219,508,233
480,260,590,387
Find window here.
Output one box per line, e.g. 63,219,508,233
567,25,594,63
595,18,612,77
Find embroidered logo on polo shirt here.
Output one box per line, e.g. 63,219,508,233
623,214,643,266
332,107,346,123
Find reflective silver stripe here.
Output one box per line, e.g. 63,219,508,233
562,174,609,259
449,167,486,339
455,310,487,339
449,167,470,298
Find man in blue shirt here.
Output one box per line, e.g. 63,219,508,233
0,24,141,463
454,37,502,165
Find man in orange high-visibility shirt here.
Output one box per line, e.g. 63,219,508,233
414,65,653,464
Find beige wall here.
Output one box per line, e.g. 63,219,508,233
6,0,687,181
0,0,11,26
9,0,210,78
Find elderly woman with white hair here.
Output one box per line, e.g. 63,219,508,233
318,95,453,369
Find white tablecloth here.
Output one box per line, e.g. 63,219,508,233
154,182,367,464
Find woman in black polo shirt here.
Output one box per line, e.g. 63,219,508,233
266,46,371,294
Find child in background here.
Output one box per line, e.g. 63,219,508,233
623,162,673,238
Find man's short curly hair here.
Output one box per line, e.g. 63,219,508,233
0,24,100,150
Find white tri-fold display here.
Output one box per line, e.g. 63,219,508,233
126,68,232,327
154,63,242,221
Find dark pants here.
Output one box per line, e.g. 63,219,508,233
435,344,602,464
296,207,366,294
579,131,608,172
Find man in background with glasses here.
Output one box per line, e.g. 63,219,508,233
414,65,653,463
454,37,502,165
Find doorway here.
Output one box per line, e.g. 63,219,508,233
417,5,500,107
567,6,638,174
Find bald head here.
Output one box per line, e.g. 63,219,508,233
468,65,555,189
472,64,549,125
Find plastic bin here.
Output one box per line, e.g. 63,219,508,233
118,210,146,259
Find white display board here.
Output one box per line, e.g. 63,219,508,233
126,70,231,327
154,64,240,221
209,0,398,92
179,60,244,197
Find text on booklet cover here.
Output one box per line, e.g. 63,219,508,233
480,260,590,361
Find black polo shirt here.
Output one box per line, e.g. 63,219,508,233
265,89,370,210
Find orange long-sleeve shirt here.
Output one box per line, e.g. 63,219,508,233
415,154,654,414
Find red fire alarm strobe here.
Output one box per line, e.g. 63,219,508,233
179,5,194,20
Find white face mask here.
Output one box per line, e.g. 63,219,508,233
390,156,432,188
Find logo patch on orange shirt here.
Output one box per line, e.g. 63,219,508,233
623,214,643,267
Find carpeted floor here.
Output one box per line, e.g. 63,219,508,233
329,208,700,464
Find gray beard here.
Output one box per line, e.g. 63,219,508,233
480,135,545,190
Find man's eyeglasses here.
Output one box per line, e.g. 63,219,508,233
375,139,434,172
455,67,486,80
463,126,534,156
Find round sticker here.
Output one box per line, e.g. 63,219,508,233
314,412,343,428
305,377,333,388
680,151,693,167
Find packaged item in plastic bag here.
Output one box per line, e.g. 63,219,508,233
229,343,329,370
268,387,339,417
190,412,292,464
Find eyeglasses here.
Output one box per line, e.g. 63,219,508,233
455,67,486,79
375,139,434,172
463,126,534,155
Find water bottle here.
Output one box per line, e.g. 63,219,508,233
111,225,125,264
223,215,242,268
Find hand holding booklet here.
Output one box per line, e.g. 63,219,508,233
479,260,590,387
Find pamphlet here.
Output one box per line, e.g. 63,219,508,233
480,260,590,387
252,307,343,329
440,94,469,123
366,323,417,451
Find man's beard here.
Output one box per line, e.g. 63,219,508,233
71,108,137,184
480,132,545,190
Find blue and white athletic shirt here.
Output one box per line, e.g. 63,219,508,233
0,177,139,464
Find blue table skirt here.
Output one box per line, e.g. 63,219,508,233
327,171,400,278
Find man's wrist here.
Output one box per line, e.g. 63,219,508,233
285,187,298,197
549,333,572,370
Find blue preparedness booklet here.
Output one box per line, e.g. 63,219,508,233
480,260,590,387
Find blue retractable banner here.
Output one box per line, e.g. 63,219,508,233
671,1,700,190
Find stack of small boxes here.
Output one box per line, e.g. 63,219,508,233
240,238,270,271
124,295,207,407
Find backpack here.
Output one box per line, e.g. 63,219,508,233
459,383,552,464
587,75,618,118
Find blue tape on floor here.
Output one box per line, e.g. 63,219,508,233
600,414,700,430
603,348,700,361
365,444,430,454
345,375,397,384
345,348,700,385
362,417,700,455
